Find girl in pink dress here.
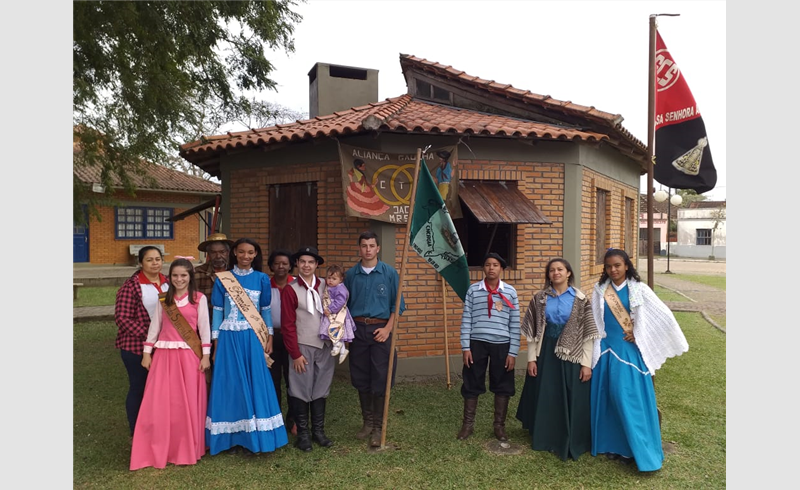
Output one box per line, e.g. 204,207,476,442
130,258,212,470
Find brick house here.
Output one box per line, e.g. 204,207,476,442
178,55,647,375
73,160,221,265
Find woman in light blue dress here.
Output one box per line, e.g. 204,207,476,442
206,238,288,455
590,249,688,472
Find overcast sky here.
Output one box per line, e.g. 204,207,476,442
240,0,726,200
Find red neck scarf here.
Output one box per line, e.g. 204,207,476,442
271,274,295,290
138,271,167,292
484,279,514,317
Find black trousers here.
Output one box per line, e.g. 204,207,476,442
349,321,397,395
271,329,293,421
120,349,148,435
461,340,515,399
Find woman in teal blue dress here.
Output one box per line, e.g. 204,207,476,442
206,238,288,455
590,249,688,472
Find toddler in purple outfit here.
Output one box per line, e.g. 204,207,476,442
319,265,356,364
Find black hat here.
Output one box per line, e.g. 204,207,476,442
483,252,507,269
436,150,451,161
292,246,325,266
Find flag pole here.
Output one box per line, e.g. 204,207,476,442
379,147,423,449
646,14,657,289
647,13,680,288
441,280,452,389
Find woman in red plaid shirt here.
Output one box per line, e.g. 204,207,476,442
115,246,169,436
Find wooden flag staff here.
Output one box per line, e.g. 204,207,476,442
379,147,423,449
442,279,452,389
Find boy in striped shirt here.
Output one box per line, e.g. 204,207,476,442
457,253,520,442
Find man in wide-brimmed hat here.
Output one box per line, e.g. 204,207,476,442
194,233,235,387
195,233,235,320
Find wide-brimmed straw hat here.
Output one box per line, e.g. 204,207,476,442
291,245,325,266
197,233,235,252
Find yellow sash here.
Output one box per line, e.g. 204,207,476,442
216,271,274,368
604,284,634,335
158,293,203,359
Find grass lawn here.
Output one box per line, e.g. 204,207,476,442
74,312,725,489
670,274,726,291
74,286,118,307
654,286,689,302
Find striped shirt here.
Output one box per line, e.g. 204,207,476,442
460,279,521,357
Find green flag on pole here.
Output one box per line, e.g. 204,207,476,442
410,160,471,301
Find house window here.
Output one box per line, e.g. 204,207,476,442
696,228,712,246
624,197,634,256
595,189,609,264
454,180,550,269
415,78,452,103
115,207,173,239
454,205,516,268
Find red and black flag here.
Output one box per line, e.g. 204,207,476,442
654,31,717,194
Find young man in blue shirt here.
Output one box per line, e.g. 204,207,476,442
344,231,406,448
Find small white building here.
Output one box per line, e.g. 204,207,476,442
673,201,726,259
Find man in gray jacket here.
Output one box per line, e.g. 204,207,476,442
280,246,334,452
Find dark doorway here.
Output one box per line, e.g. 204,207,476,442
269,182,318,252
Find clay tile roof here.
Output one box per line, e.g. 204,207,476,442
180,94,608,175
688,200,726,209
399,54,644,150
74,158,221,194
180,55,646,176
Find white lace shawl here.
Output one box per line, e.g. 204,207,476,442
590,278,689,375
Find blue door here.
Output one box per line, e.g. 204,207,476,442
73,208,89,262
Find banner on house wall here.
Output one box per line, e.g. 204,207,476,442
338,143,461,223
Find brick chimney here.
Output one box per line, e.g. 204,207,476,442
308,62,379,118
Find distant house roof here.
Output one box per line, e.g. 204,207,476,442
74,159,221,194
180,55,648,178
639,193,672,216
687,200,726,209
638,194,726,219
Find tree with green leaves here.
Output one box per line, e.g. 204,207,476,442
73,0,304,224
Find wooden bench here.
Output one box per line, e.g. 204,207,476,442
74,283,84,301
129,244,168,265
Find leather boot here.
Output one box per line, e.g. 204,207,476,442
291,397,312,452
310,398,333,447
356,391,373,440
493,395,510,442
370,394,385,448
457,397,478,440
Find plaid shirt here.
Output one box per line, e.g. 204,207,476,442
194,263,218,323
114,272,153,354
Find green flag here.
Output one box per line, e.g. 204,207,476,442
410,159,471,301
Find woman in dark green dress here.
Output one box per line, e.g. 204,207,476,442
515,258,600,461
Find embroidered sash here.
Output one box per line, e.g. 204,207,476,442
322,289,346,341
216,271,274,368
158,293,203,359
604,284,634,335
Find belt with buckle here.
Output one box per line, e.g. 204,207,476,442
353,316,389,325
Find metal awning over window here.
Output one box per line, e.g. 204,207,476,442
458,182,551,224
168,195,221,234
168,196,219,222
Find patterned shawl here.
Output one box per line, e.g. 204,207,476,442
520,287,601,364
